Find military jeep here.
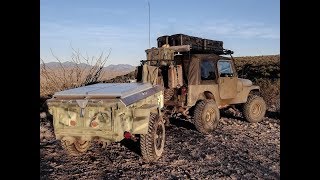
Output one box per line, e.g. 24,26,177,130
47,83,165,162
137,34,266,134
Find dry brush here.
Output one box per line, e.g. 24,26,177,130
40,48,111,98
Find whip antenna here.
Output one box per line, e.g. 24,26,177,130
148,1,150,48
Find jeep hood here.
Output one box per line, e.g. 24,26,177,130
238,78,253,87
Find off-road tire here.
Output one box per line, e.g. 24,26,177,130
242,95,266,123
61,139,91,156
140,113,165,162
193,99,220,134
164,88,174,102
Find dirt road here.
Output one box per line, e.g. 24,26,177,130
40,110,280,180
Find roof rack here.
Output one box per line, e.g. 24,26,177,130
188,48,234,55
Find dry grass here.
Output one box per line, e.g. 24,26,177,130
234,55,280,81
234,55,280,67
255,78,280,111
40,48,111,97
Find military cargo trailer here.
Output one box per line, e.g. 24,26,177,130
47,82,166,162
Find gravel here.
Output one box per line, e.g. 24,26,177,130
40,111,280,180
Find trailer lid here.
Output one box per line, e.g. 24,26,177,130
53,83,153,99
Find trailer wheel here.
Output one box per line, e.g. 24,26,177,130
193,99,220,134
140,113,165,162
164,88,174,102
61,139,91,156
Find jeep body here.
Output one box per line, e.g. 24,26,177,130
137,34,266,133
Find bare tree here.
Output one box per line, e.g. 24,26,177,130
40,48,111,97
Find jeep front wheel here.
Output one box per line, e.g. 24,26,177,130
193,99,220,134
242,95,266,123
140,113,165,162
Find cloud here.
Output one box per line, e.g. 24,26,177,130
41,18,279,65
40,21,148,44
203,21,279,39
151,20,279,40
73,7,127,16
40,21,152,64
41,18,279,50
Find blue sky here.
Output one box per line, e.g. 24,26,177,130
40,0,280,66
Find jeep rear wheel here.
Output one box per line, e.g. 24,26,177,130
242,95,266,123
61,139,91,156
193,99,220,134
140,113,165,162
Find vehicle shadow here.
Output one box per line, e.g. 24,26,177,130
220,108,246,122
119,137,142,156
120,117,198,157
168,117,197,131
265,110,280,119
220,108,280,121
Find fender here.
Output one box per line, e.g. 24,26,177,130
131,104,160,134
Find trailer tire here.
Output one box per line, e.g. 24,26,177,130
140,113,165,162
164,88,174,102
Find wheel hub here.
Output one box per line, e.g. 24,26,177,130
205,109,215,122
251,103,262,117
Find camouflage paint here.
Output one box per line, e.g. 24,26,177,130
47,85,163,143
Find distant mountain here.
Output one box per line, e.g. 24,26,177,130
104,64,136,72
40,61,89,69
40,61,136,81
41,62,136,72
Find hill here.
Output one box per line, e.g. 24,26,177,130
41,62,136,74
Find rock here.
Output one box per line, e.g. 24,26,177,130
230,175,237,180
40,112,280,179
40,112,47,119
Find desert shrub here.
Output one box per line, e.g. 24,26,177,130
233,55,280,112
255,78,280,112
235,55,280,81
40,121,55,142
40,48,111,98
102,69,137,83
234,55,280,67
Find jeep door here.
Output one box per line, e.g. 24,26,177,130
217,60,238,99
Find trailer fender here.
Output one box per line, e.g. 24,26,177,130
131,104,159,134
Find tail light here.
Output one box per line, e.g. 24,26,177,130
124,131,132,139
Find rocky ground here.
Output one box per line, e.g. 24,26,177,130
40,109,280,180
